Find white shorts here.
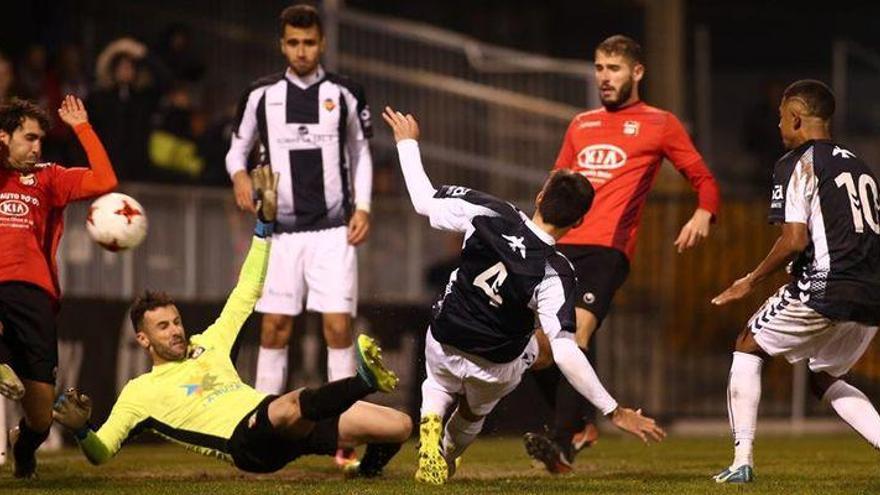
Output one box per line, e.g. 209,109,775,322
255,226,357,316
422,328,538,417
749,285,878,377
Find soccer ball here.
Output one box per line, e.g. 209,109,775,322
85,193,148,252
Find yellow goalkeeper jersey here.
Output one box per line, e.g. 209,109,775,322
80,237,270,464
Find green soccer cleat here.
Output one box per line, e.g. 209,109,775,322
415,414,448,485
0,363,24,401
713,464,754,484
355,334,399,393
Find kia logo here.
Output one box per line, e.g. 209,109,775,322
577,144,627,170
0,199,28,217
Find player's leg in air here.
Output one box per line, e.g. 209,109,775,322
232,334,410,476
715,296,880,484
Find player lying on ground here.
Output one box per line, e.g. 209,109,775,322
383,107,665,485
52,166,411,477
711,80,880,484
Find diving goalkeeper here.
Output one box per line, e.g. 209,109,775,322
52,165,411,476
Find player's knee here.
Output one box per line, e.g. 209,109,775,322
392,412,413,442
261,314,292,348
734,329,760,353
809,371,838,400
322,315,352,346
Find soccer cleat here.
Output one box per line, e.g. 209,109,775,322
9,427,37,479
446,455,462,479
713,465,755,484
334,447,359,469
355,334,399,393
0,364,25,401
571,423,599,453
415,414,448,485
523,432,572,474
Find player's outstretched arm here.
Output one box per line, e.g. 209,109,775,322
58,95,119,199
202,165,279,350
53,388,114,465
382,106,437,216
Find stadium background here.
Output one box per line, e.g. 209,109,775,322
2,0,880,447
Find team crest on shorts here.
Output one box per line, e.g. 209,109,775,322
583,292,596,305
324,98,336,112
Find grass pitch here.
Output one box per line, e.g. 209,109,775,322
1,435,878,494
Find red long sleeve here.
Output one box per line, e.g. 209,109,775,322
73,122,118,197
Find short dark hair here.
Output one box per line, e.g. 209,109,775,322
130,290,176,332
279,3,323,37
0,98,49,136
596,35,644,65
782,79,835,121
538,170,595,228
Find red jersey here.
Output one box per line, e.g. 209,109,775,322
554,101,720,258
0,123,117,299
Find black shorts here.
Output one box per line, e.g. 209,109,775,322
557,245,630,327
228,395,340,473
0,282,58,384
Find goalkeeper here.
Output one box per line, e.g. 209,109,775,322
52,165,411,476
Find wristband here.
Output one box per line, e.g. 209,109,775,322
74,424,91,440
254,219,275,239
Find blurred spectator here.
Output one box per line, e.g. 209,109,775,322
0,52,15,104
88,38,161,181
148,83,205,181
53,44,89,100
155,24,206,84
17,44,49,106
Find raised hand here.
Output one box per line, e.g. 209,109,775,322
250,164,280,222
610,406,666,443
52,388,92,430
382,106,420,142
58,95,89,128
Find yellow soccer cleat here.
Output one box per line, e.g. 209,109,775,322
355,334,399,393
414,414,448,485
0,363,24,401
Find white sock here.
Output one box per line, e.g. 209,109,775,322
441,407,484,461
824,380,880,449
420,380,455,418
728,351,763,468
327,345,356,382
255,346,288,395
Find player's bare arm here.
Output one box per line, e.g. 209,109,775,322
712,222,809,305
232,170,256,213
674,207,713,253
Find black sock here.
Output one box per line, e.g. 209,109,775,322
552,347,596,453
358,442,402,477
531,365,562,410
14,418,49,458
299,376,373,422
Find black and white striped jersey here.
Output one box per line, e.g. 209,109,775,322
427,185,578,363
770,139,880,324
226,66,373,232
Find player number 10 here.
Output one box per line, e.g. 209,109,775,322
835,172,880,234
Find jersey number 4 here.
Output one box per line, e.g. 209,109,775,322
473,262,508,307
836,172,880,234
